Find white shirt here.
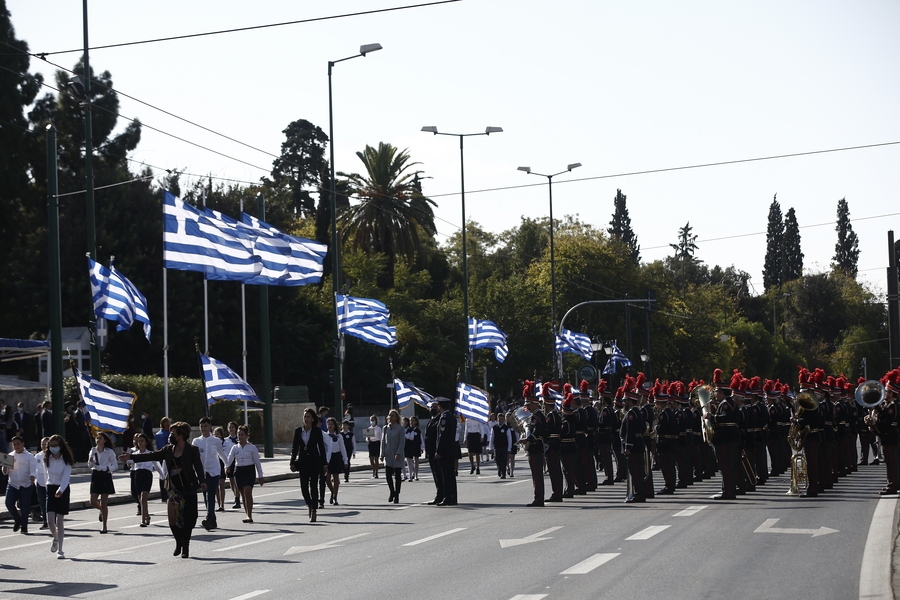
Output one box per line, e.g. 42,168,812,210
227,442,263,477
193,433,228,476
324,432,349,464
466,419,486,437
34,451,47,487
46,455,72,492
126,448,163,475
88,447,118,472
3,449,37,489
366,424,383,442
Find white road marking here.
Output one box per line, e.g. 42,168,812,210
227,591,270,600
500,526,563,548
672,505,708,517
626,525,670,540
214,532,294,552
284,533,370,555
509,595,547,600
560,553,620,574
0,539,53,552
77,538,172,560
503,479,529,486
253,489,297,499
753,518,838,537
391,503,426,510
402,527,466,546
859,496,898,600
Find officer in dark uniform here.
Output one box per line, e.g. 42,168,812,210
812,369,836,489
706,369,742,500
596,380,616,485
733,381,755,494
522,382,546,507
560,393,580,498
612,391,628,482
577,380,598,492
424,402,443,504
871,370,900,494
794,371,824,497
620,388,646,503
636,377,655,500
674,383,693,489
654,384,678,495
543,384,564,503
434,397,458,505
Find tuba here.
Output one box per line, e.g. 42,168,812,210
696,385,715,443
856,380,886,409
786,392,817,495
510,407,534,451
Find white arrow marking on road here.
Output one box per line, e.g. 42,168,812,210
673,505,708,517
500,526,563,548
77,538,172,560
215,532,295,552
284,533,370,555
754,518,838,537
560,553,620,575
402,528,466,547
626,525,670,540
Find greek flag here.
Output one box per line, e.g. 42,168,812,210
88,258,151,342
200,354,260,405
468,318,509,363
240,214,327,286
394,379,433,409
556,329,593,361
537,380,565,411
337,295,397,348
602,343,632,375
73,366,136,434
456,382,490,424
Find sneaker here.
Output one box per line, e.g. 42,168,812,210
57,551,65,559
51,539,58,553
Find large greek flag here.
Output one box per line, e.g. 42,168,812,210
240,214,327,286
73,366,136,434
337,295,397,348
468,318,509,363
602,343,632,375
200,354,260,405
556,328,593,361
456,382,490,424
394,379,433,409
88,258,151,342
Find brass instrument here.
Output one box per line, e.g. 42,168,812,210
510,407,534,451
856,380,886,409
696,385,715,443
786,392,817,495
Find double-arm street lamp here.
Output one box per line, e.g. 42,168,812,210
329,43,382,416
421,126,503,382
517,163,581,378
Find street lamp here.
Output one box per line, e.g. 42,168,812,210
517,162,582,377
421,126,503,382
329,43,382,417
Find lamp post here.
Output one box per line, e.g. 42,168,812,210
329,43,382,417
517,163,582,378
421,126,503,382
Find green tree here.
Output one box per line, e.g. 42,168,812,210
782,207,803,282
668,222,702,299
763,194,783,291
833,197,859,278
608,189,640,265
268,119,329,219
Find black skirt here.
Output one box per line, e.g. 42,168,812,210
328,454,345,473
367,441,381,458
466,433,483,454
90,470,116,495
132,469,153,494
235,464,256,489
46,484,70,515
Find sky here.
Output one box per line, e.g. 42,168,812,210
7,0,900,299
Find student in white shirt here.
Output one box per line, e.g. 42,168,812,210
465,417,486,475
224,421,241,509
323,417,348,505
365,415,383,478
34,436,50,530
213,426,228,511
126,433,163,527
226,425,264,524
45,435,74,559
193,417,228,531
88,432,118,534
3,435,37,534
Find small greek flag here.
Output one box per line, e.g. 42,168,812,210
200,354,260,405
456,382,490,424
537,380,565,411
468,318,509,363
556,329,593,361
337,295,397,348
394,379,434,409
88,258,151,342
602,343,632,375
73,366,136,434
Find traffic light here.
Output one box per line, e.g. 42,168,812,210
328,368,334,385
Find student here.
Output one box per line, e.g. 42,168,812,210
323,417,348,505
45,435,74,559
34,437,50,530
227,425,264,524
381,410,406,503
365,415,383,478
290,408,327,522
126,433,162,527
3,435,37,534
213,426,228,511
340,420,356,483
88,432,117,534
404,416,424,481
193,417,228,531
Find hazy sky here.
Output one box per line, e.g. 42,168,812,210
8,0,900,298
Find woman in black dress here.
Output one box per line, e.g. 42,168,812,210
121,421,205,558
290,408,327,522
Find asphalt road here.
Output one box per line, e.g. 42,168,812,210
0,460,892,600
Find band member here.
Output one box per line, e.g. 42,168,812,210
764,380,784,477
596,380,616,485
635,375,655,499
620,387,646,503
543,383,564,502
577,380,597,492
795,368,824,498
560,394,580,497
706,369,742,500
434,397,458,505
654,384,678,495
747,377,768,486
522,382,546,507
732,378,755,494
872,370,900,494
673,382,693,489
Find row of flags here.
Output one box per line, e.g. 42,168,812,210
393,378,491,424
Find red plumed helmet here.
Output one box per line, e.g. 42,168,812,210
580,379,590,394
597,379,608,395
813,368,827,386
730,370,743,390
522,380,535,399
798,366,809,385
763,379,775,394
634,373,646,392
563,382,573,395
713,368,724,386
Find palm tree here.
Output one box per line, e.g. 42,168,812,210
338,142,436,287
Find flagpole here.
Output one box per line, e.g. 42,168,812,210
163,267,169,417
202,190,209,355
240,198,248,426
257,193,274,458
196,338,210,419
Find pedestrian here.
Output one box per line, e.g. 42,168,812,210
381,409,406,504
434,398,458,505
14,402,32,450
140,410,154,439
88,432,117,533
343,405,356,433
126,433,161,527
3,435,37,534
40,401,54,439
340,420,356,483
224,421,241,509
193,417,228,531
227,425,264,524
213,426,228,511
506,410,519,477
34,436,50,530
464,414,486,475
522,382,546,507
365,415,383,478
424,403,442,504
401,417,411,481
490,413,513,479
324,417,348,505
45,434,73,559
404,416,424,481
121,421,205,558
122,416,136,456
290,408,326,522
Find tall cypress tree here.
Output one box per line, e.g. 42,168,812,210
782,207,804,282
763,194,784,291
607,188,640,265
833,197,860,278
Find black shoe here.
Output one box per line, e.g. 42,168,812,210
879,488,898,495
318,501,325,509
393,497,399,504
470,467,475,474
427,499,442,505
712,494,736,500
526,501,544,507
546,496,563,503
600,479,614,486
437,499,457,506
173,542,182,556
800,492,818,497
624,497,645,503
181,543,189,559
872,459,881,465
657,488,674,495
233,501,241,509
476,468,480,475
13,523,20,533
859,460,869,466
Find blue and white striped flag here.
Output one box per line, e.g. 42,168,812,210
88,258,151,342
394,379,433,409
602,343,632,375
468,318,509,363
73,366,136,434
163,191,260,280
536,380,565,411
337,295,398,348
240,214,327,286
456,382,490,424
200,354,260,405
556,329,593,361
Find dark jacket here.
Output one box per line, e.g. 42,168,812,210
290,426,327,469
133,444,204,491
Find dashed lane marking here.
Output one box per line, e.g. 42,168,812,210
213,532,294,552
560,553,621,574
672,505,708,517
402,527,466,546
625,525,670,540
